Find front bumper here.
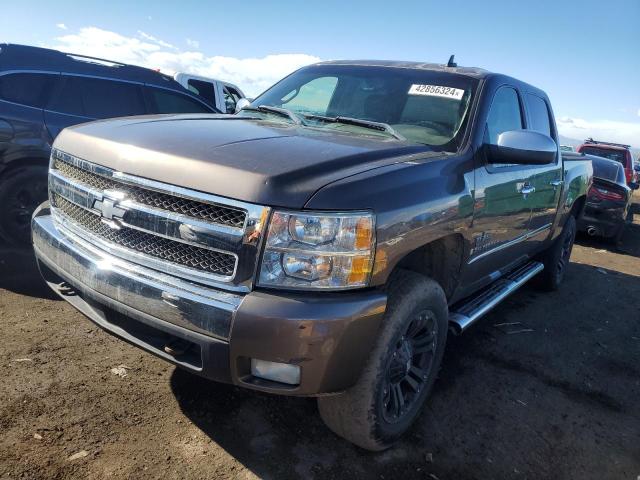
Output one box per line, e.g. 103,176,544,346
32,206,386,395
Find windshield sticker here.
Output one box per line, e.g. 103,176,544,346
408,84,465,100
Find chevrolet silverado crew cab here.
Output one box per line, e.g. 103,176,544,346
32,59,592,450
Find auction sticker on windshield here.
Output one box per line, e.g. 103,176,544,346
408,84,465,100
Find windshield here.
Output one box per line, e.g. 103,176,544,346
581,146,627,165
246,64,478,150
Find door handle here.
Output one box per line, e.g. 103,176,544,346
550,180,564,187
520,185,536,195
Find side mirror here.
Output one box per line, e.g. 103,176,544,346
629,182,639,191
234,98,251,114
634,164,640,173
488,130,557,165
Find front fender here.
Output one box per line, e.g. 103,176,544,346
305,153,475,287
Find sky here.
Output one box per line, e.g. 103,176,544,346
2,0,639,147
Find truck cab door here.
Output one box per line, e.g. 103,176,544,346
522,94,562,240
467,86,534,280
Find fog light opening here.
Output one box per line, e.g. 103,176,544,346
250,358,301,386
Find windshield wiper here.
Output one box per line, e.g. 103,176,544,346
242,105,303,125
303,114,406,140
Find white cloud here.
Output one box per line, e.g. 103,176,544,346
557,116,640,148
56,23,67,30
136,30,175,49
49,27,320,97
637,108,640,117
186,38,199,49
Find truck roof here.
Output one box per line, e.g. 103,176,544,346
316,59,490,78
0,43,181,90
314,60,547,97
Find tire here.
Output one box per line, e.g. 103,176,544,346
317,270,448,451
626,208,634,224
0,166,49,245
609,224,625,246
536,215,576,291
609,209,633,246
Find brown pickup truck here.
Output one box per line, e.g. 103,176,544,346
32,60,592,450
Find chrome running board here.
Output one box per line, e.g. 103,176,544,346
449,261,544,335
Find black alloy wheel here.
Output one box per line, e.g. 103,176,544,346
555,218,575,280
381,309,438,423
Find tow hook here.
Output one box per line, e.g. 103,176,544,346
163,339,191,357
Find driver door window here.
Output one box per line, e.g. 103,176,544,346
485,87,523,145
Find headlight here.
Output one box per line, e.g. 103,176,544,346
258,210,375,290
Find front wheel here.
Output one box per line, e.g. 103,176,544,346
0,166,49,244
318,270,448,451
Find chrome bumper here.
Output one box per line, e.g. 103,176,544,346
32,205,242,340
32,204,387,395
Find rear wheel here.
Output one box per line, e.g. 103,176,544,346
0,166,48,244
536,215,576,291
610,209,633,246
317,270,448,451
610,224,625,246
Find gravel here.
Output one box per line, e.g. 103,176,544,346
1,200,639,479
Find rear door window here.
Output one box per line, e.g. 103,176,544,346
79,77,146,118
0,73,56,108
525,94,552,136
48,76,146,119
147,87,212,114
47,76,84,116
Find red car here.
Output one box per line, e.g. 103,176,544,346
577,138,637,185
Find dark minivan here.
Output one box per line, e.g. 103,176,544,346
0,43,218,243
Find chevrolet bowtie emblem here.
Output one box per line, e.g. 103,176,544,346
93,190,127,229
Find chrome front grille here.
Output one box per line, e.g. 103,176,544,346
54,157,247,228
53,194,236,276
49,149,270,291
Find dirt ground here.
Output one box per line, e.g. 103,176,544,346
1,202,639,480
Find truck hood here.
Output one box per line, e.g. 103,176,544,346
54,114,442,208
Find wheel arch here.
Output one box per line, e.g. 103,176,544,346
570,194,586,219
385,233,466,301
0,155,50,180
